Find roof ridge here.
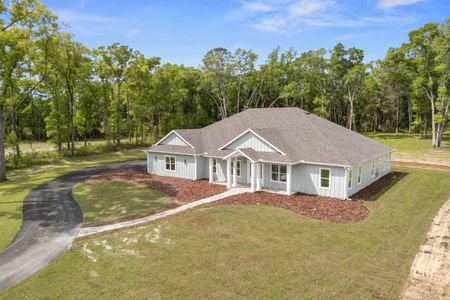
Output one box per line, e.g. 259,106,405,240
301,110,350,165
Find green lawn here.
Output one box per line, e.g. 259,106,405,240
73,181,173,226
0,149,146,252
366,132,450,163
2,167,450,299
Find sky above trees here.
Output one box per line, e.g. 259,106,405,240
40,0,449,66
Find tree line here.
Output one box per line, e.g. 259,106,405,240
0,0,449,181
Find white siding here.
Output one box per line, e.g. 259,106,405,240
259,163,346,198
196,157,207,179
159,133,189,146
347,153,392,197
147,153,196,180
225,131,277,153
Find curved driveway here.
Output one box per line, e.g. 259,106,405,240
0,160,146,291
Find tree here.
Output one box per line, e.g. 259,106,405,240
0,0,57,181
407,22,444,147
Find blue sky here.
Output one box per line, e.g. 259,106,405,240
41,0,449,66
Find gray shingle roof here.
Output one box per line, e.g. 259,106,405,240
147,107,394,166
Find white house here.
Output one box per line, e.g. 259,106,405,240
145,107,394,199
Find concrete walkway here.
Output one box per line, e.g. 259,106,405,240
0,160,145,291
78,187,250,237
402,195,450,299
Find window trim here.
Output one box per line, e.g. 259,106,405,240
270,164,287,183
164,155,176,172
231,159,242,177
357,165,362,185
348,168,353,190
319,168,331,189
371,160,375,177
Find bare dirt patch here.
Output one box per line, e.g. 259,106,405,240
402,196,450,299
217,192,369,223
85,169,227,203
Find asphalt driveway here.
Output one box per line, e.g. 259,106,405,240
0,160,146,291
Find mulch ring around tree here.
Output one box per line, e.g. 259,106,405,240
216,172,401,224
84,169,227,203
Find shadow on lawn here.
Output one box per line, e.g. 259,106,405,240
362,172,408,202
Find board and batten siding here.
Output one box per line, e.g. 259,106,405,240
225,131,277,153
159,133,189,146
347,153,392,197
147,152,196,180
196,156,207,179
260,163,346,198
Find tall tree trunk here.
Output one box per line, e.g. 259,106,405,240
395,98,399,134
116,81,121,144
407,100,412,134
69,93,75,157
126,89,131,143
0,103,7,181
430,100,436,147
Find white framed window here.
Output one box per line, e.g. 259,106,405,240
357,165,362,184
348,168,353,189
271,164,287,183
382,157,386,171
231,160,241,177
319,168,330,188
371,160,375,177
165,156,176,172
212,159,217,174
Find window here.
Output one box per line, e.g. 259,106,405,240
371,160,375,177
348,169,353,189
231,160,241,177
382,157,385,171
320,168,330,188
271,164,287,182
212,159,217,174
165,156,176,171
357,165,362,184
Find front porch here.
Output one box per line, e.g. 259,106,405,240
207,151,293,195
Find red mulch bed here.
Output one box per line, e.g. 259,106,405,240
351,172,402,201
84,169,227,203
217,192,369,223
216,172,401,224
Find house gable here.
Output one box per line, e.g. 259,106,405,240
222,130,279,153
156,131,193,148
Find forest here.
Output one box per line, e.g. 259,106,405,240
0,0,449,182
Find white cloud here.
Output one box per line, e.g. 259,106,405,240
234,0,416,34
242,1,274,12
289,0,334,17
251,16,287,32
377,0,423,9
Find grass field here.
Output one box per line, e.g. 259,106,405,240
73,181,173,226
367,132,450,164
2,167,450,299
0,149,146,251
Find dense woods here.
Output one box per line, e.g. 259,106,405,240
0,0,449,181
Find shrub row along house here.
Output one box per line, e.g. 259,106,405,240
145,108,394,199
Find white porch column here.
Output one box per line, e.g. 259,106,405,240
226,159,232,189
286,165,292,195
250,162,256,192
232,158,237,187
261,163,264,187
256,163,261,191
208,158,214,183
